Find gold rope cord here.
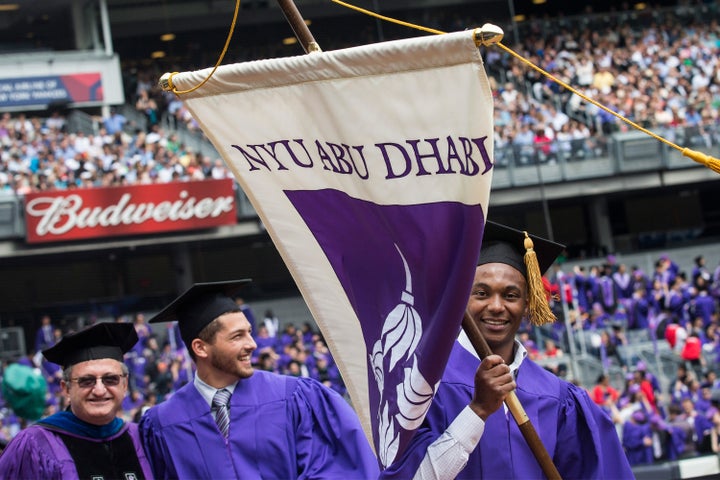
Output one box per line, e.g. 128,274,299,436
163,0,242,95
330,0,720,174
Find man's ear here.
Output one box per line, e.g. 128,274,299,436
192,338,209,359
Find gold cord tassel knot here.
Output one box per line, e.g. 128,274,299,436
683,148,720,174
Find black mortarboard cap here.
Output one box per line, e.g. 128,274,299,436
43,322,138,369
478,221,564,276
147,280,251,347
477,221,565,326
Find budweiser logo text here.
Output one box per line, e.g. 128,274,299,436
27,190,235,236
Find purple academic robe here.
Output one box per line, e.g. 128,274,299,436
139,369,379,479
382,341,634,479
622,420,654,465
613,272,633,300
630,296,650,330
0,421,153,480
573,272,590,312
692,292,716,328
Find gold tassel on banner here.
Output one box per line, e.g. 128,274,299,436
683,148,720,174
522,232,555,327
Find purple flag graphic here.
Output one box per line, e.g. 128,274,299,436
287,188,484,465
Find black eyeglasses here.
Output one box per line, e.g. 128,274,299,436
70,374,127,389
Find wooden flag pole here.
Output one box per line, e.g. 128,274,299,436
462,311,562,480
276,0,322,53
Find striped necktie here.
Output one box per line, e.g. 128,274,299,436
212,388,231,437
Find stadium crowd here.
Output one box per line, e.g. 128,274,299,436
2,5,720,194
0,109,233,194
485,5,720,165
542,252,720,464
2,1,720,468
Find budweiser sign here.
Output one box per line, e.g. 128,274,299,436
24,179,237,243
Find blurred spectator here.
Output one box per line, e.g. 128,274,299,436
669,363,695,406
33,315,56,353
681,333,705,377
710,394,720,453
667,401,700,459
540,338,566,376
152,361,174,402
135,89,159,132
234,297,256,333
634,368,659,414
253,324,277,360
257,351,279,373
102,107,128,135
592,373,620,407
133,312,152,349
665,320,688,354
692,256,712,289
263,309,280,338
122,389,145,422
623,409,654,466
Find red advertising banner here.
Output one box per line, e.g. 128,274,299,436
24,179,237,244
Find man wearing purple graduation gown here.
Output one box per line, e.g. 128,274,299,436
622,410,654,465
381,222,634,479
0,323,153,480
139,280,378,479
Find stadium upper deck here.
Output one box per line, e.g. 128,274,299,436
0,0,692,62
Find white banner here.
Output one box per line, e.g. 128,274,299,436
169,30,494,466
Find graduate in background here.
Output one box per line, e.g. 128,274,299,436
0,322,152,479
622,410,655,466
382,221,634,479
139,280,378,479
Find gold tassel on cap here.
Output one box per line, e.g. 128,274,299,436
523,232,556,326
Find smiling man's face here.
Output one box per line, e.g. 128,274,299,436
467,262,528,363
62,358,127,426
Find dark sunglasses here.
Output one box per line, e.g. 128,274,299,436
70,374,127,389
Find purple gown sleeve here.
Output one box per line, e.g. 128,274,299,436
0,426,70,480
139,410,176,480
557,382,635,478
665,425,686,460
291,377,380,479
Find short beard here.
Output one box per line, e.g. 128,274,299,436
210,352,254,379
